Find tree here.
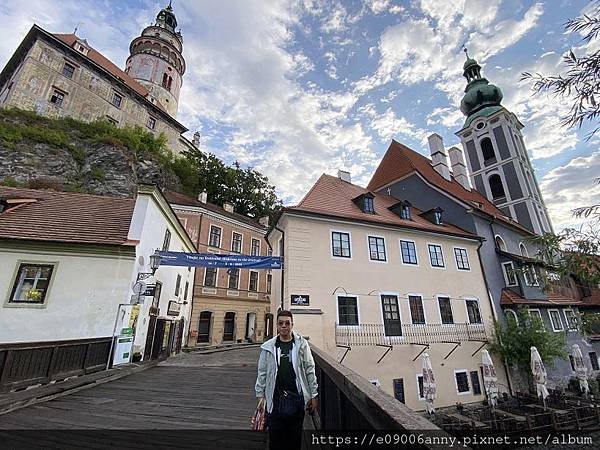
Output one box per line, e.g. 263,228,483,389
175,148,282,221
489,308,567,376
522,1,600,137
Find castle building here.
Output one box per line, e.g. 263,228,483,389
0,3,195,155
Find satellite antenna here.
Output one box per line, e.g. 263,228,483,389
74,21,84,35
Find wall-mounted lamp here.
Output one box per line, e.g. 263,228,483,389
149,249,162,275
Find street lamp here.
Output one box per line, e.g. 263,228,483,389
149,249,162,275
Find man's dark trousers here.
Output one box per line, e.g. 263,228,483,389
267,397,305,450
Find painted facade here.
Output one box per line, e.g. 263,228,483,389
267,175,510,411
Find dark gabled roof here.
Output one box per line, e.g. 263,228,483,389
367,140,534,235
0,187,135,246
286,174,478,239
163,190,267,231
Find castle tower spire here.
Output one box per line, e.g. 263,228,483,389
125,2,185,118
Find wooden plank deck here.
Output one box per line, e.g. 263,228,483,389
0,346,267,449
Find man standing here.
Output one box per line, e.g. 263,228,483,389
255,310,318,450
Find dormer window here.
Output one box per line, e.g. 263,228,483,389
434,209,443,225
389,200,412,220
420,207,444,226
352,193,375,214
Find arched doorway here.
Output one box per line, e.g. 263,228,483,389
223,312,236,342
197,311,212,344
245,312,257,342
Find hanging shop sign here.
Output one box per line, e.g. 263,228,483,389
291,294,310,306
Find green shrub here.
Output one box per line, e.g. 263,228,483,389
0,176,20,187
89,166,106,182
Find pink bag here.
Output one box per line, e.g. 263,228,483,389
251,405,266,431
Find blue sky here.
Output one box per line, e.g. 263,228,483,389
0,0,598,230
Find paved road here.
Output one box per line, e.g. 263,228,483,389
0,346,266,449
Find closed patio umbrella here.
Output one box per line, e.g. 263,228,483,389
572,344,589,395
481,349,499,407
422,352,436,414
530,346,549,408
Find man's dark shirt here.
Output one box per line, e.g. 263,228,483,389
275,337,298,394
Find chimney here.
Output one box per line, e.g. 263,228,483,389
223,202,234,213
427,133,451,181
197,191,208,203
448,146,471,190
337,170,351,183
192,131,201,149
259,216,269,227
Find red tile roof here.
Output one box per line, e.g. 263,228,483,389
500,288,583,306
367,140,533,235
0,187,135,246
52,33,167,113
288,174,477,239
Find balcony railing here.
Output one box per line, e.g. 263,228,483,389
335,323,487,346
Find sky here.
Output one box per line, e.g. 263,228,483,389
0,0,599,231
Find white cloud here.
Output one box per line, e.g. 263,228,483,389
540,152,600,230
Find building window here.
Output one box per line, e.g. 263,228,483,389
528,309,543,327
549,309,564,332
409,295,425,325
400,204,411,220
438,296,454,324
470,371,482,395
523,265,539,286
400,240,418,265
331,231,351,258
393,378,405,403
417,375,425,400
204,268,217,287
251,238,261,256
231,232,242,253
495,235,507,252
519,243,529,257
337,296,359,326
454,248,470,270
480,137,496,163
161,229,171,251
569,355,576,371
147,116,156,130
368,236,386,262
175,274,181,296
228,268,240,289
184,281,189,300
267,273,272,294
465,299,482,324
502,262,518,286
62,62,75,79
428,244,444,268
111,92,123,109
505,309,518,323
364,196,375,213
209,225,222,248
589,352,599,371
564,310,578,331
9,263,55,304
455,370,470,394
434,209,443,225
249,271,258,292
49,89,65,107
489,174,506,200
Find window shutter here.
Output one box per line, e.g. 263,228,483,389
470,371,481,395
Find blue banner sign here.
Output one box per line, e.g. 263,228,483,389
158,251,283,269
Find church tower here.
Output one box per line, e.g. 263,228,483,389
125,2,185,118
455,53,553,235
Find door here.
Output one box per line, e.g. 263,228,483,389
175,318,184,353
143,315,157,361
197,311,212,343
151,319,166,360
245,312,257,341
223,312,235,342
381,295,402,336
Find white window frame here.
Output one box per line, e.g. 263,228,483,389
5,260,59,309
563,309,578,331
502,262,518,287
548,309,564,332
436,294,454,325
336,293,361,327
367,235,388,263
399,239,419,266
330,229,353,260
523,265,539,287
416,374,425,401
228,268,240,290
504,309,518,324
208,225,222,248
203,267,219,287
248,270,259,292
427,243,445,269
464,297,483,325
527,308,544,329
454,369,471,395
519,242,529,257
251,237,261,256
495,235,507,252
407,293,427,325
453,247,471,271
231,231,243,253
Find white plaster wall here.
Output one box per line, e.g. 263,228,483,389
0,249,134,343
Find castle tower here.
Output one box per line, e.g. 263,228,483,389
125,1,185,118
455,53,553,235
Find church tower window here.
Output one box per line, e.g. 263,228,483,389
480,137,496,164
488,174,505,200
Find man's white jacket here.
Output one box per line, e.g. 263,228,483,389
255,331,319,413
